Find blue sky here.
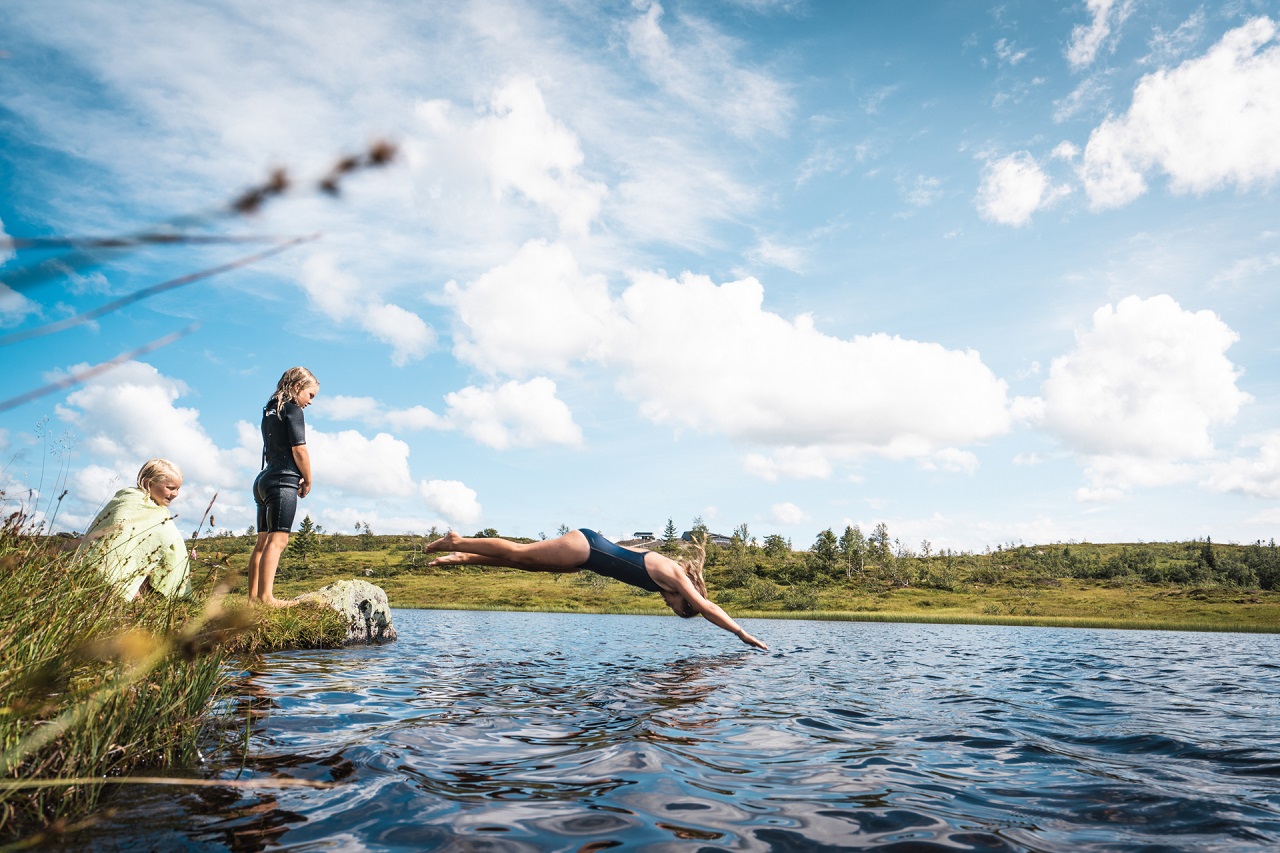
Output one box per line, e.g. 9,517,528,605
3,0,1280,551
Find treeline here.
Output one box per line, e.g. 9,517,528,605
701,523,1280,594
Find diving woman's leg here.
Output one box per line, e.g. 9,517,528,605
426,529,588,570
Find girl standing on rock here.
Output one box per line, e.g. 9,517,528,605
247,367,318,606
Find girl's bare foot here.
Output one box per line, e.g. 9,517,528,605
425,530,462,552
428,551,467,566
255,596,297,608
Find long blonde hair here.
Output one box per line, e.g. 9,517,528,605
136,458,182,497
671,535,709,618
268,367,319,409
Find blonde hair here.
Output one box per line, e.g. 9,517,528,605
136,458,182,495
671,535,709,618
269,366,319,409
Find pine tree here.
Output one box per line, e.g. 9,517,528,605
290,515,321,564
811,528,839,576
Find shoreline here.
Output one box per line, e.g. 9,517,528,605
382,602,1279,634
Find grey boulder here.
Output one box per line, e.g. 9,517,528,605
296,579,398,645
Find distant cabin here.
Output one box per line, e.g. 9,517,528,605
632,531,656,540
681,531,734,547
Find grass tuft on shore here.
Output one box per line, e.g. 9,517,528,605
223,601,350,654
0,510,249,840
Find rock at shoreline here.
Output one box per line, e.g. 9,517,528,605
295,579,398,645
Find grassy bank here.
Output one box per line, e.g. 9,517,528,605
0,516,348,843
194,530,1280,633
0,520,235,840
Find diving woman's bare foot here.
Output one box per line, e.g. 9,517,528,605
428,551,467,566
425,530,462,552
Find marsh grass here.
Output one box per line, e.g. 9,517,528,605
0,507,260,840
745,610,1273,633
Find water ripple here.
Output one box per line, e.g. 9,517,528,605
56,611,1280,852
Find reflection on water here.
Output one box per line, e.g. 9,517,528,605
57,610,1280,851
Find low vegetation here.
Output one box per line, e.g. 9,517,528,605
0,506,346,843
0,511,242,840
201,517,1280,633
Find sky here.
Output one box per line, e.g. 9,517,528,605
2,0,1280,552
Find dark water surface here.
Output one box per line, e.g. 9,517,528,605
68,610,1280,851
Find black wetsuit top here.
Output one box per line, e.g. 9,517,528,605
261,399,307,475
578,528,663,592
254,398,307,532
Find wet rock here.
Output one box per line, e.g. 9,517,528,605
295,579,398,645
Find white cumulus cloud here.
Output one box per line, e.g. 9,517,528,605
1080,17,1280,209
443,378,583,450
361,303,436,367
413,77,607,238
49,362,480,533
613,272,1013,457
55,361,238,490
313,378,581,451
1033,295,1250,494
307,429,419,499
976,152,1069,227
422,479,483,527
447,244,1016,473
445,240,620,377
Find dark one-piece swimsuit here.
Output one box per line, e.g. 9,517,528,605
577,528,663,593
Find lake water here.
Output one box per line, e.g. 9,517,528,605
63,609,1280,851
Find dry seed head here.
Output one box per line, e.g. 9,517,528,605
232,188,265,214
267,168,289,193
368,140,397,165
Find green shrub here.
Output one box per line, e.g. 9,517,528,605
782,582,818,611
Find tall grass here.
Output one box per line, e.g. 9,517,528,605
0,505,248,839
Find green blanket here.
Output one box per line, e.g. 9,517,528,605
79,487,191,600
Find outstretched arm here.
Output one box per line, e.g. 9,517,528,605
671,576,768,650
